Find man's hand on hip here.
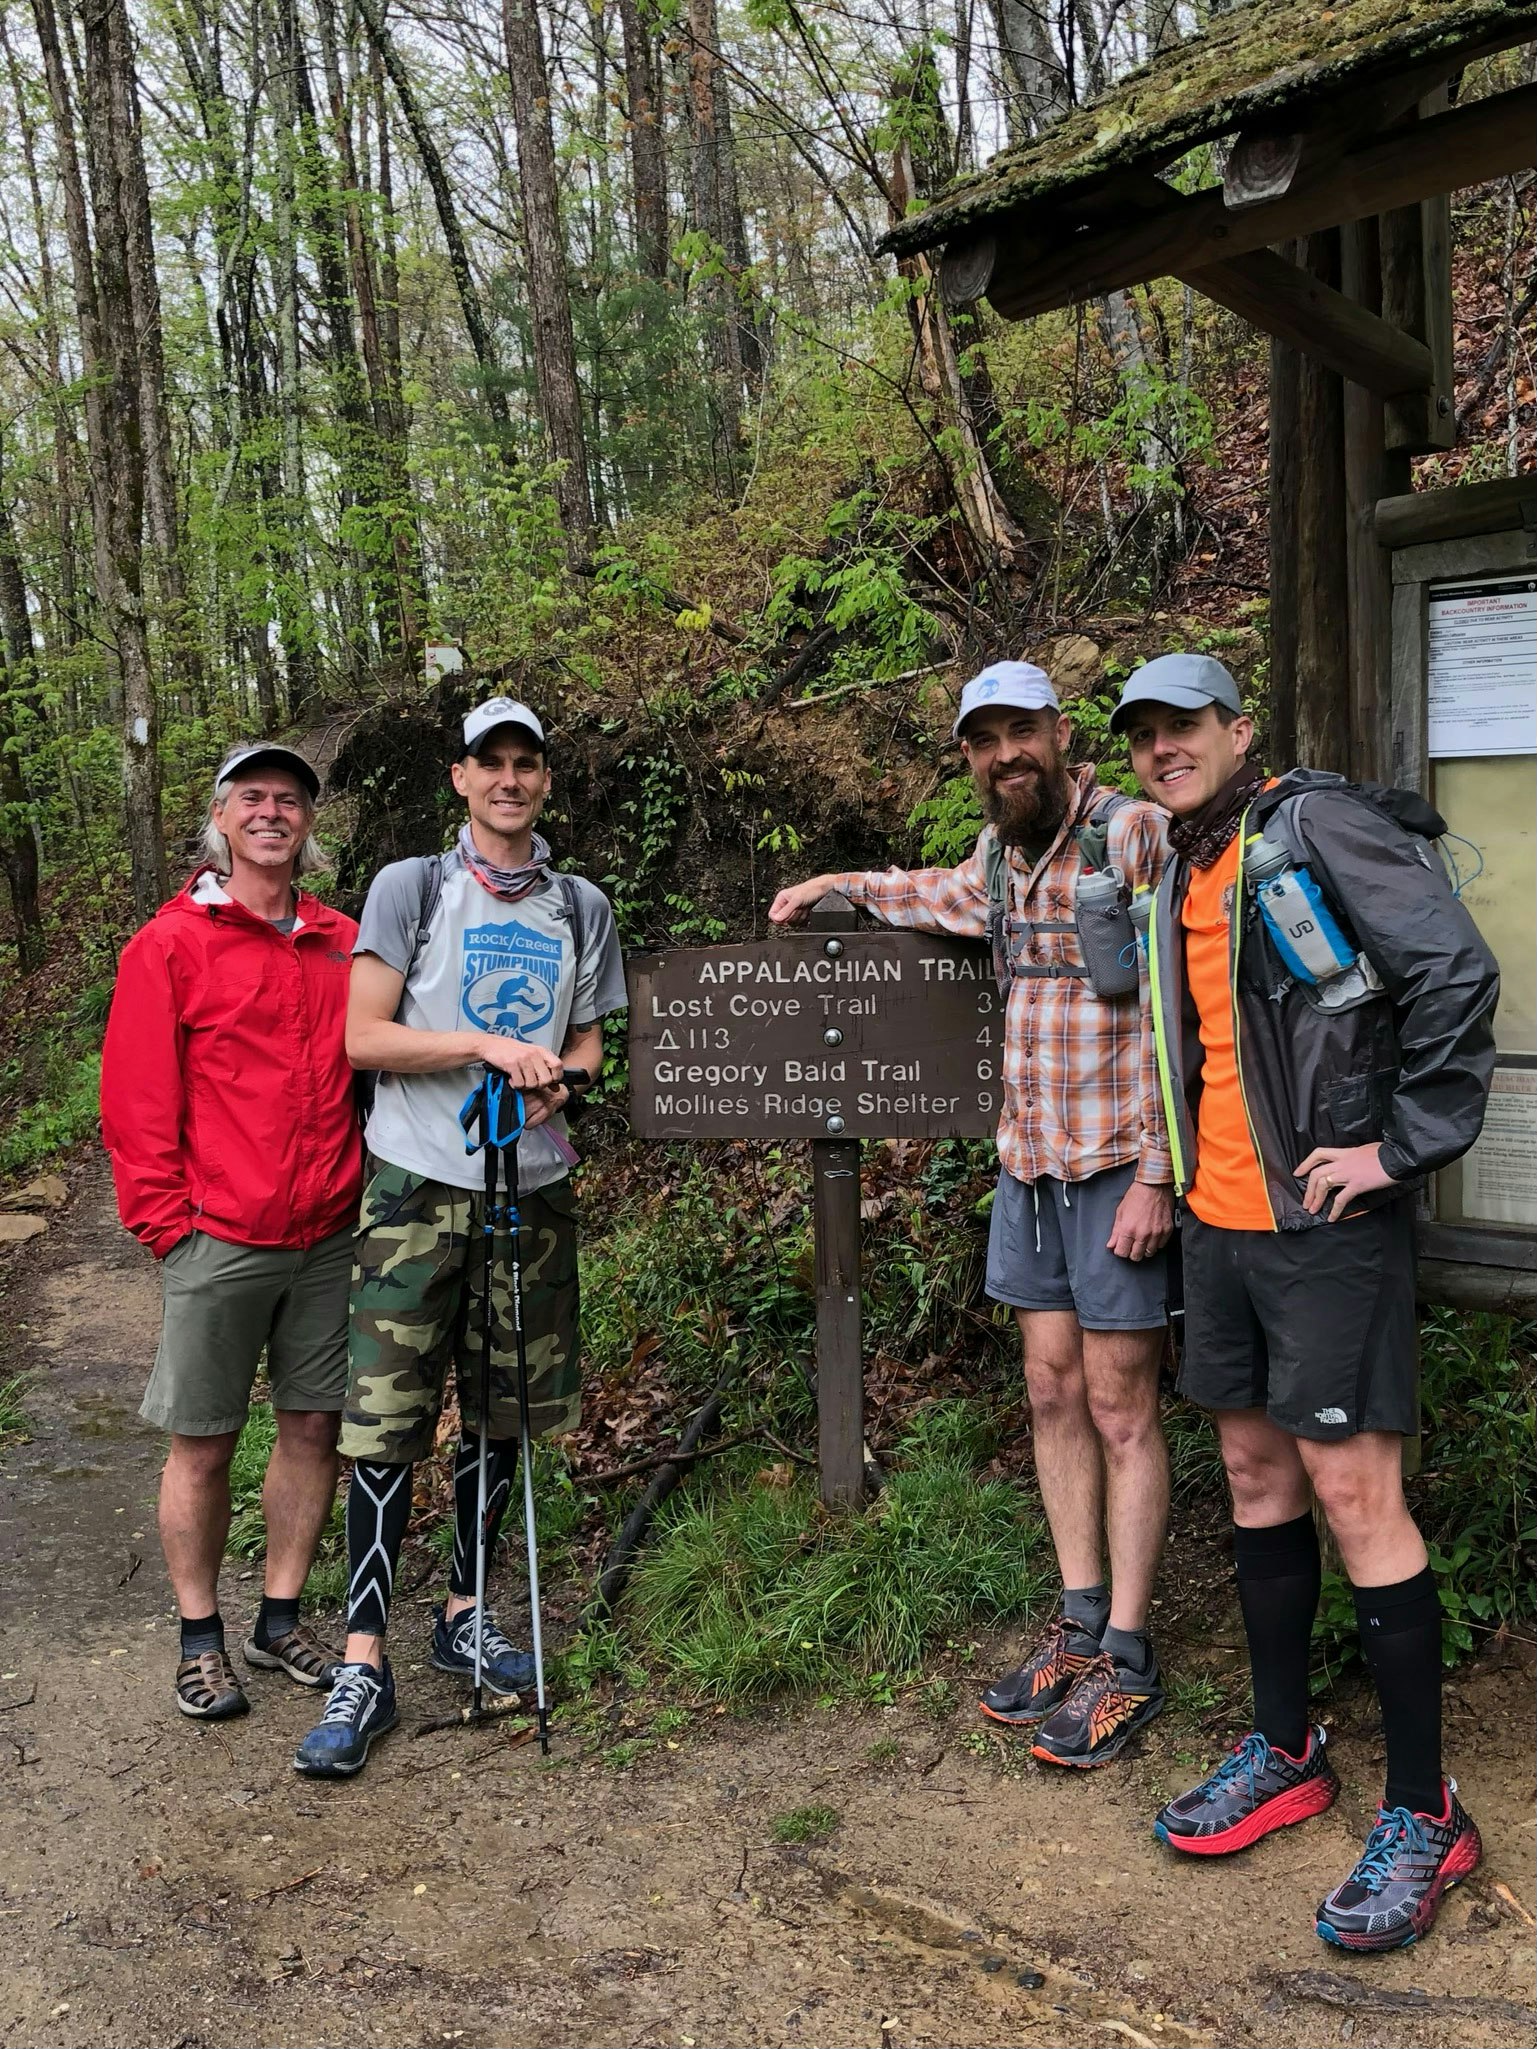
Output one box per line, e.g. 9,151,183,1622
1295,1142,1395,1222
768,876,838,925
1107,1181,1174,1262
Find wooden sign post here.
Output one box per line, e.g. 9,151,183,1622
626,896,997,1509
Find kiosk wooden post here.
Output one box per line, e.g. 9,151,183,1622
807,891,865,1509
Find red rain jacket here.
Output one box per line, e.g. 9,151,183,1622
101,871,362,1258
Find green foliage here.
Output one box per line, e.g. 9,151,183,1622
0,1051,101,1178
772,1803,840,1843
0,1372,32,1445
908,774,982,867
626,1399,1047,1700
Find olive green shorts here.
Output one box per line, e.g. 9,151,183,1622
141,1226,353,1437
338,1162,581,1465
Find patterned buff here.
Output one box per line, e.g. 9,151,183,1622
1167,764,1268,870
457,823,552,902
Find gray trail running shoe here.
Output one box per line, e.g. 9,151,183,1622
1316,1781,1482,1952
431,1603,535,1697
293,1661,399,1779
1155,1726,1339,1855
1030,1649,1165,1768
175,1649,250,1721
244,1621,341,1688
979,1615,1101,1726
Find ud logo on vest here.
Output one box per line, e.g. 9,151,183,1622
460,921,561,1036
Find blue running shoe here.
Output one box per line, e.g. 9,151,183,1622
1155,1726,1339,1856
430,1604,535,1698
1316,1781,1481,1952
293,1661,398,1778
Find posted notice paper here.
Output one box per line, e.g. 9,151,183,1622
1427,577,1537,760
1460,1066,1537,1230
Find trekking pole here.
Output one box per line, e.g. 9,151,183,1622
503,1114,551,1756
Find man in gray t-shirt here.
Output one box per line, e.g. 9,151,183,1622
296,697,626,1779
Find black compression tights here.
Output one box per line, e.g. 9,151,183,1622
449,1435,520,1600
345,1460,413,1640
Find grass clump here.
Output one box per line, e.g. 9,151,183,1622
772,1804,839,1844
0,1051,101,1177
0,1372,32,1445
626,1398,1047,1701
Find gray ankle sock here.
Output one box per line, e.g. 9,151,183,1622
1061,1584,1110,1637
1101,1624,1155,1678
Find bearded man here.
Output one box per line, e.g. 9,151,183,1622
771,662,1175,1768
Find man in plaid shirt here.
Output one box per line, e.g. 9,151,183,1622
771,662,1174,1767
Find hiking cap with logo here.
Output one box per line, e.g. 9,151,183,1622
1109,652,1243,733
463,696,546,755
952,661,1060,740
214,742,320,802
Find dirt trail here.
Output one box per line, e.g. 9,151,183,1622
1,1162,1533,2049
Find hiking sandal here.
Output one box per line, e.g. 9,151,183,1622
244,1622,341,1689
175,1649,250,1721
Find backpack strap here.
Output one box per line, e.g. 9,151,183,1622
1073,788,1131,874
556,871,591,996
402,853,444,991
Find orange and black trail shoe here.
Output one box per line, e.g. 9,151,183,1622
979,1616,1102,1726
1030,1649,1165,1767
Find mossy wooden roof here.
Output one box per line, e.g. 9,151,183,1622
882,0,1537,257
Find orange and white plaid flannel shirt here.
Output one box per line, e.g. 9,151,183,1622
832,764,1172,1188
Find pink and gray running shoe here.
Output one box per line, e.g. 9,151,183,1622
1155,1725,1339,1856
1315,1780,1482,1952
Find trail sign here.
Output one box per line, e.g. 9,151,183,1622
627,921,998,1142
625,895,998,1510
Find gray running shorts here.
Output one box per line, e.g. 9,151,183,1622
985,1161,1169,1331
1178,1204,1419,1440
141,1226,353,1437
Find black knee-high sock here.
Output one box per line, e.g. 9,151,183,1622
1233,1512,1320,1758
1354,1567,1444,1815
449,1436,520,1601
345,1460,413,1644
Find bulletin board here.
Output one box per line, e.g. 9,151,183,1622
1389,517,1537,1311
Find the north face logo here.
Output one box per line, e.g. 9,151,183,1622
1314,1406,1348,1426
460,920,562,1037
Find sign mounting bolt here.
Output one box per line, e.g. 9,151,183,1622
825,1114,846,1133
823,938,844,958
823,1027,843,1046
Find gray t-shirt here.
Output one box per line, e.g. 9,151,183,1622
355,848,627,1194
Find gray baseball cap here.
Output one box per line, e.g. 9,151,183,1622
213,743,320,801
952,661,1060,740
1110,653,1243,734
463,696,546,754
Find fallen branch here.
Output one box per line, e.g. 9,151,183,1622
411,1696,531,1739
0,1687,36,1715
588,1389,728,1617
1270,1969,1536,2025
256,1867,324,1904
577,1428,810,1489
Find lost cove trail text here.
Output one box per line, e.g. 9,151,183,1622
627,928,1000,1142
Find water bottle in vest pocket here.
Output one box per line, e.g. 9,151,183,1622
1074,867,1140,998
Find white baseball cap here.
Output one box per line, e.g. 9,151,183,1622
213,742,320,801
463,697,546,755
952,661,1060,740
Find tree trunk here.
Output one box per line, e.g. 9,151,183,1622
501,0,593,551
617,0,668,281
33,0,166,923
354,0,514,438
107,0,203,715
683,0,743,473
990,0,1068,141
0,471,42,970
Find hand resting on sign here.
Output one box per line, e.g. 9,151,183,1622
769,875,839,925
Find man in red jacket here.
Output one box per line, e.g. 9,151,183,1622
102,743,363,1723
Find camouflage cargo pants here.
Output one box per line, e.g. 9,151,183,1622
338,1161,581,1464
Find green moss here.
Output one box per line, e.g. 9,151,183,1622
883,0,1529,255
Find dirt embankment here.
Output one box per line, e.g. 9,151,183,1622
1,1161,1533,2049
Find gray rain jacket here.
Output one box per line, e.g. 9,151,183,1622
1148,769,1499,1230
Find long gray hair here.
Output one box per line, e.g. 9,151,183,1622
200,777,330,877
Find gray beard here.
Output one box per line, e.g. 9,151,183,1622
984,767,1073,847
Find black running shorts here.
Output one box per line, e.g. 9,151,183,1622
1177,1202,1419,1441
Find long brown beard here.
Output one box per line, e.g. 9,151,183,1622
984,763,1073,846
